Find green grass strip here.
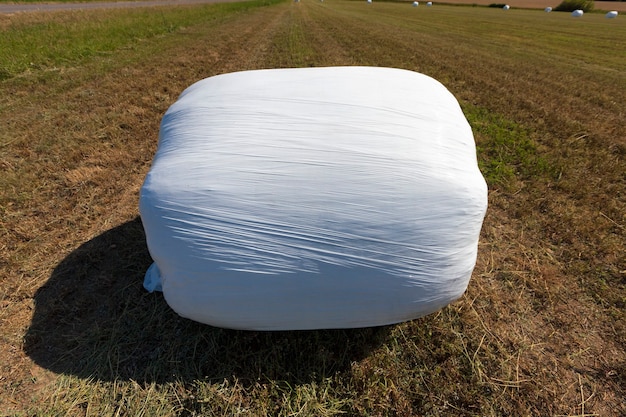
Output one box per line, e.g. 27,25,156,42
464,105,559,189
0,0,284,81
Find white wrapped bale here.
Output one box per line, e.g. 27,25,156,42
503,4,510,10
412,1,419,6
140,67,488,331
545,6,552,12
606,11,618,18
427,1,433,5
572,9,583,17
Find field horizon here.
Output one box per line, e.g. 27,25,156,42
1,0,624,415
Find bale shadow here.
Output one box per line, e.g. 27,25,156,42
24,217,390,384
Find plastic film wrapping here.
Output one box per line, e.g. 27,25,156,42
139,67,488,330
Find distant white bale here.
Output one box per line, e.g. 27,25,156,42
427,1,433,5
367,0,372,3
503,4,510,10
572,9,583,16
606,11,618,18
140,67,488,331
544,6,552,12
412,1,419,6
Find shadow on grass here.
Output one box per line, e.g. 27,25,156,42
24,217,390,384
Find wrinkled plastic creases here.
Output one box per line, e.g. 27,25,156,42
139,67,488,330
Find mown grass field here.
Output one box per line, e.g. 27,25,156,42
1,0,625,415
